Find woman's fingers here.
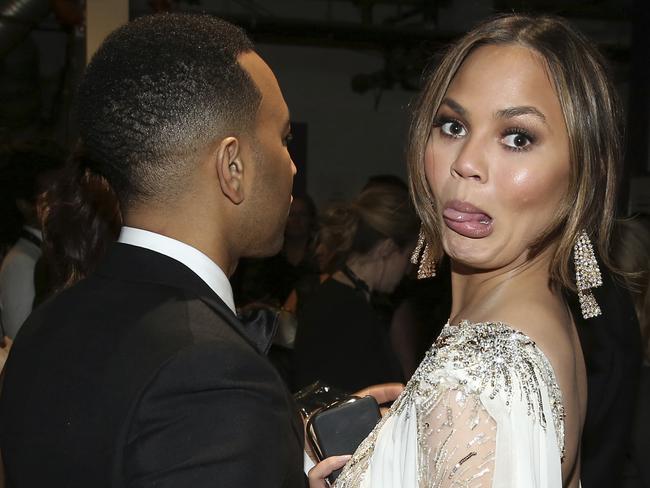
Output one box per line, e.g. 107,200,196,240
308,454,352,488
354,382,404,405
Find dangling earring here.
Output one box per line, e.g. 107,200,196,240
574,230,602,318
411,227,436,279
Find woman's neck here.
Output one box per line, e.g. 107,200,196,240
331,257,378,300
449,250,556,325
346,258,379,291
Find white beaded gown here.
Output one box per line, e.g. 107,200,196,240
334,320,570,488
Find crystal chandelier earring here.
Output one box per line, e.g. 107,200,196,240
411,227,436,279
574,230,602,318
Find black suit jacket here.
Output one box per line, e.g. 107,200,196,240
575,269,642,488
0,243,305,487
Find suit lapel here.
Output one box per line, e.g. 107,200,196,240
199,293,277,355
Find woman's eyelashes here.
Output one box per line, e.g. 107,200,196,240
501,127,535,152
433,117,467,139
433,116,537,152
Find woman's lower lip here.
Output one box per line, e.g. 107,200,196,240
443,217,493,238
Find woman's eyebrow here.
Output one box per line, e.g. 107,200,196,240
440,99,548,127
440,97,467,117
495,106,548,125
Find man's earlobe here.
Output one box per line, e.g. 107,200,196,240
216,137,245,204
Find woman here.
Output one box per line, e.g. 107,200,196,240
311,13,621,487
292,184,419,392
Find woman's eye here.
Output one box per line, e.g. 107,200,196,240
440,120,467,138
502,132,532,150
283,133,293,146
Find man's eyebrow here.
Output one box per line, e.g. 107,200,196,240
440,98,467,117
495,106,547,125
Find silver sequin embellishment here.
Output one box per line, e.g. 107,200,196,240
335,320,566,488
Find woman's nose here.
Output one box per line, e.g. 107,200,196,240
450,136,488,183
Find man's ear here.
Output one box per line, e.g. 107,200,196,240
215,136,245,204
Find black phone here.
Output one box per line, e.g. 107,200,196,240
307,396,381,483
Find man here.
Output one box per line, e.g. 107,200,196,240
0,14,304,487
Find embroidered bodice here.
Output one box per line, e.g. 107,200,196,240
335,320,566,488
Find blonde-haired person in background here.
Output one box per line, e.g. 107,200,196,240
309,12,622,488
292,183,419,393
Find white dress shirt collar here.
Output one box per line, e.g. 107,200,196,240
117,226,236,314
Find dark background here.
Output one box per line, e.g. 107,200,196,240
1,0,648,210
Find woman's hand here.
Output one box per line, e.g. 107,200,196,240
308,454,351,488
354,382,404,415
304,382,403,484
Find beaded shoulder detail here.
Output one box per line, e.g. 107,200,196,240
334,320,566,487
420,320,566,451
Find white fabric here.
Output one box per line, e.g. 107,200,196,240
361,403,418,487
355,383,562,488
335,321,578,488
483,380,561,487
304,451,316,474
0,227,42,338
118,226,236,314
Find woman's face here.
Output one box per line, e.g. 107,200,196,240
424,44,571,271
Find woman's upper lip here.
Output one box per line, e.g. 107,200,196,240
443,200,492,221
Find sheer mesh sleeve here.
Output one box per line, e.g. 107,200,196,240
334,321,566,488
419,387,496,487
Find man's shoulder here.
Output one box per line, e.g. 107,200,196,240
19,271,248,369
27,274,180,335
5,272,265,417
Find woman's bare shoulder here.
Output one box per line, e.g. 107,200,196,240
499,300,577,380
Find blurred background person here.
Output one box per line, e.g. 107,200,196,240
611,215,650,488
33,147,122,305
574,256,643,488
575,214,650,488
388,257,451,379
0,140,64,338
358,174,452,380
292,184,419,392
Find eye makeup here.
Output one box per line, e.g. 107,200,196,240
501,126,536,152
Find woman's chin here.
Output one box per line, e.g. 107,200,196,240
443,235,497,269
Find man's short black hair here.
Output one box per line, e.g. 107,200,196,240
77,13,261,207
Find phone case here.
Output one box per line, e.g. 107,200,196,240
309,396,381,482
